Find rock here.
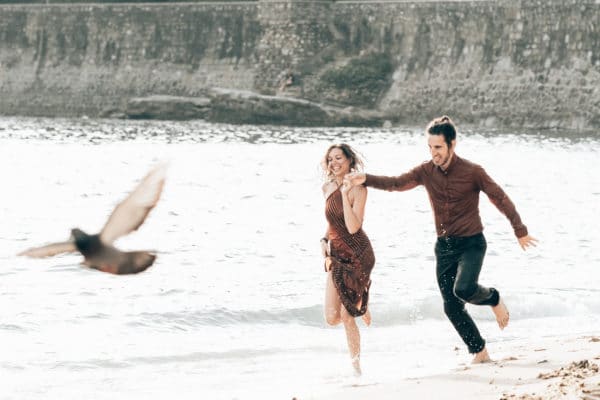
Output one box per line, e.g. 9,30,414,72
125,95,211,120
206,88,387,127
122,89,389,126
207,88,331,126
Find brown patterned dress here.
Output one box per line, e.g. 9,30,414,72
325,186,375,317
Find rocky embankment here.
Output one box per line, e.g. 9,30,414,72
117,88,388,127
0,1,598,129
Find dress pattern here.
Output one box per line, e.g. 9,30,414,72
325,186,375,317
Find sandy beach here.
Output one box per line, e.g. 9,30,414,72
303,335,600,400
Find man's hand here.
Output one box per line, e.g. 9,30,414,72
518,235,538,251
344,172,367,186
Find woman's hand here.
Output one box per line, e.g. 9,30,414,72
320,238,329,257
344,172,366,186
340,178,353,195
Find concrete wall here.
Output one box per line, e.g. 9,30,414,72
0,0,598,129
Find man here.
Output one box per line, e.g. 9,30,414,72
345,116,538,363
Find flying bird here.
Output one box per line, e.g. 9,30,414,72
18,164,167,275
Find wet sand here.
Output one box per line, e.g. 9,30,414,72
302,335,600,400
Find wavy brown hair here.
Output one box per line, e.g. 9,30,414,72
321,143,365,180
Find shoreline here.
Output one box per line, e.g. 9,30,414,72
301,334,600,400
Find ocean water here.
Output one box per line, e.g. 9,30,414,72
0,117,598,399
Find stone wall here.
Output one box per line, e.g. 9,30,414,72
0,4,262,116
326,0,600,129
0,0,598,129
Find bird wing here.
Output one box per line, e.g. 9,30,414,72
18,241,77,258
99,163,167,244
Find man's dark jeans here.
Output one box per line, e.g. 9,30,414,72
435,232,500,354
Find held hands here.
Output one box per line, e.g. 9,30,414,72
518,235,539,251
340,178,352,195
341,172,365,195
344,172,367,187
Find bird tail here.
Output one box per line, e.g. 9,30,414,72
117,251,157,275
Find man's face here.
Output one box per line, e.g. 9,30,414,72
427,134,454,167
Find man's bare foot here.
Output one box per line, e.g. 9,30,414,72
492,298,510,330
472,348,492,364
361,309,371,326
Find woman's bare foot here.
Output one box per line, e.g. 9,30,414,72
472,348,491,364
361,309,371,326
492,298,510,330
351,354,362,376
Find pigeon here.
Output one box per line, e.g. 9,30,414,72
18,163,167,275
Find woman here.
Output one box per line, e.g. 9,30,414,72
320,143,375,376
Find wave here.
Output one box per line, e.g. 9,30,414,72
128,305,327,329
0,323,27,333
126,289,600,329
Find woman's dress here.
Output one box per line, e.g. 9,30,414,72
325,186,375,317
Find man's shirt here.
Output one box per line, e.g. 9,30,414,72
365,154,528,238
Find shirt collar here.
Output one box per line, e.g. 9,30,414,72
439,153,459,174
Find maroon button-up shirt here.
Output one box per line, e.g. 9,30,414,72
364,154,528,238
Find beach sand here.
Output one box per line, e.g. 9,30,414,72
301,335,600,400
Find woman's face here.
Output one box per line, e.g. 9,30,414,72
327,147,351,178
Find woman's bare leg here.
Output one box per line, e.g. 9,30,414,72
340,306,361,375
325,268,363,375
324,271,341,326
361,308,371,326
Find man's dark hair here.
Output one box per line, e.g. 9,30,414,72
427,115,457,148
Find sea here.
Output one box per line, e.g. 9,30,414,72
0,117,598,399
